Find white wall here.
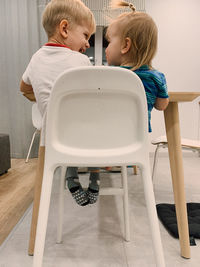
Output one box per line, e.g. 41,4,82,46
146,0,200,152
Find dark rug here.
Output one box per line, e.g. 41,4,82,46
156,203,200,246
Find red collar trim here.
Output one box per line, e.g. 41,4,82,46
45,43,70,49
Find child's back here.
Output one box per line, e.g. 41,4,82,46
20,0,96,144
23,44,91,116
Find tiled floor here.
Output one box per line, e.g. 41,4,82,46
0,154,200,267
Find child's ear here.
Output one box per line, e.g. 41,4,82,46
59,19,69,38
121,37,132,54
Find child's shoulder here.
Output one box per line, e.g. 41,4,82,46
149,68,166,84
139,67,166,83
66,49,91,62
135,66,164,80
34,45,87,57
149,68,165,77
137,66,164,76
147,68,167,91
31,46,91,65
135,66,167,88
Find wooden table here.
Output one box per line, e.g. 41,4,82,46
164,92,200,259
27,91,200,258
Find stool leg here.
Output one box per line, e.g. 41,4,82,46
57,166,67,243
121,166,130,242
28,146,45,256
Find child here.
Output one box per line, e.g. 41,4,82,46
20,0,99,206
105,0,169,133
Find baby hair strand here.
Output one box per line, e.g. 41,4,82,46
110,0,136,12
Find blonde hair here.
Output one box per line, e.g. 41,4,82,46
109,0,157,70
42,0,96,38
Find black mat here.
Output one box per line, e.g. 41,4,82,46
156,203,200,246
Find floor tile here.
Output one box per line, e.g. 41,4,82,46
0,155,200,266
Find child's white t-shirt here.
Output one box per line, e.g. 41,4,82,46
22,45,92,145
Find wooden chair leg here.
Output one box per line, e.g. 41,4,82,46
133,165,138,175
28,146,45,256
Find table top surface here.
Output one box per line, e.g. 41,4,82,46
24,91,200,103
169,92,200,102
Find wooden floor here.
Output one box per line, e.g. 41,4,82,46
0,158,37,245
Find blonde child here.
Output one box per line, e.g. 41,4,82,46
106,0,169,133
20,0,99,206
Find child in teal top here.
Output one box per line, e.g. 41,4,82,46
105,0,169,132
122,65,168,132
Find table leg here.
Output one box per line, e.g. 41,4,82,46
164,102,190,258
28,146,45,256
133,165,138,175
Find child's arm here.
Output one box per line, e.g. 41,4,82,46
20,80,33,93
20,80,36,102
154,97,169,111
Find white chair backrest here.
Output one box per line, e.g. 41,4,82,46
32,103,42,130
45,66,149,167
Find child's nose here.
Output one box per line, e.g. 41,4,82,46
86,40,90,48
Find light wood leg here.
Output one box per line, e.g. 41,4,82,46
28,146,45,256
164,102,190,259
133,165,138,175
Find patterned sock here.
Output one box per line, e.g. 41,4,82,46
87,172,100,204
66,167,89,206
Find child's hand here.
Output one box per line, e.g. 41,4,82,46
20,80,34,93
154,97,169,111
20,80,35,101
23,92,36,102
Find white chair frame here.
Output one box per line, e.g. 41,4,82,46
26,103,42,163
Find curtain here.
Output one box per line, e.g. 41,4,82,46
0,0,40,158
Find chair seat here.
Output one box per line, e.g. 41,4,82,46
152,135,200,149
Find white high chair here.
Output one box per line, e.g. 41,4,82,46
33,66,165,267
25,103,42,163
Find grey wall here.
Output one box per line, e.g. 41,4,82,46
0,0,40,158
